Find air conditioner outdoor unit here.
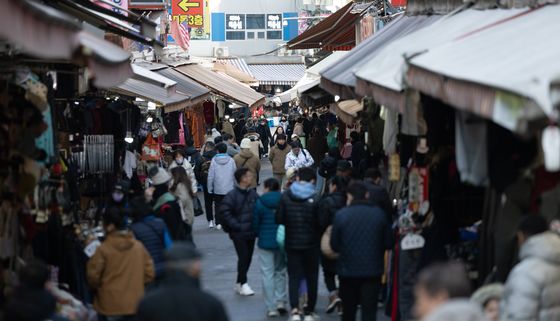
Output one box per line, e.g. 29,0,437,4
213,46,229,58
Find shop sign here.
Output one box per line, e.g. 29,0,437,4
227,15,244,30
172,0,204,28
267,14,282,30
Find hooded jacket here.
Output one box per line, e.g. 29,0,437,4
207,153,236,195
219,186,258,240
233,149,261,188
131,216,172,279
502,232,560,321
424,300,488,321
269,144,291,175
183,146,201,168
195,150,216,186
253,191,282,249
276,181,320,250
87,231,155,316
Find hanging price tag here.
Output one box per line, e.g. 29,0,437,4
401,233,425,250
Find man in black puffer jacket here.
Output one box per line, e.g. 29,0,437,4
276,167,321,321
219,168,258,296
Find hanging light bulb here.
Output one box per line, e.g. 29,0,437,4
147,101,157,110
124,131,134,144
229,118,235,123
225,114,230,120
146,115,153,123
543,124,560,171
334,95,340,102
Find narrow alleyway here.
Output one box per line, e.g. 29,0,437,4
193,158,390,321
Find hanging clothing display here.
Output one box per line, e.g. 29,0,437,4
185,106,206,148
217,100,226,118
383,108,398,156
203,101,215,126
455,111,489,186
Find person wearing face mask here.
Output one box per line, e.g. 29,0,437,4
257,118,273,157
169,150,198,196
272,126,286,147
109,182,128,213
268,134,291,188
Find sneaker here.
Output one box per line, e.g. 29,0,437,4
303,313,320,321
234,283,242,294
216,224,222,230
238,283,255,296
209,221,215,228
267,310,279,318
277,303,288,315
326,294,341,314
290,309,301,321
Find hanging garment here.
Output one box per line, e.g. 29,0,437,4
383,108,398,156
35,105,55,163
163,111,181,144
455,111,489,186
203,101,215,126
123,150,137,179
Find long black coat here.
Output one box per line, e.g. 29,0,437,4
136,273,229,321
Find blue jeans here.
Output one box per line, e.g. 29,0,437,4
259,248,288,312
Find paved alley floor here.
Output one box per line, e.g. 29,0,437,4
193,158,390,321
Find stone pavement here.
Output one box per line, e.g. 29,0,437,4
193,158,390,321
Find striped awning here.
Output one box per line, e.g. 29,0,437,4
247,64,306,86
216,57,254,77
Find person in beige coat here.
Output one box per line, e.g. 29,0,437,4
234,138,261,189
87,207,155,320
268,134,291,187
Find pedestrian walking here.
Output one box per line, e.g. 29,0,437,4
253,178,288,317
170,166,196,244
471,283,503,321
150,167,188,241
195,141,218,228
234,138,261,189
223,133,241,157
285,141,314,171
183,138,202,170
219,168,259,296
136,243,229,321
363,168,394,222
330,182,393,321
413,262,472,321
87,207,155,321
269,134,291,188
502,215,560,321
130,197,173,281
207,142,236,230
319,147,341,181
319,176,349,314
272,126,286,146
169,150,198,193
257,118,273,156
307,128,328,166
276,167,321,321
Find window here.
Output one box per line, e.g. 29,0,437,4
267,14,283,30
226,14,245,30
247,32,255,39
267,31,282,39
257,32,265,39
246,14,265,29
226,31,246,40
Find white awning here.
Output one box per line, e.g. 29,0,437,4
275,51,348,103
354,7,528,110
407,5,560,132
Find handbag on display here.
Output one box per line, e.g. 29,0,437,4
321,225,339,259
141,133,161,161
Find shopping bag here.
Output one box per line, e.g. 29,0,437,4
141,133,161,161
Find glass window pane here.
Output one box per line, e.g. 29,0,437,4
267,14,282,30
226,31,246,40
226,14,245,30
257,32,265,39
247,32,255,39
267,31,282,39
246,14,265,29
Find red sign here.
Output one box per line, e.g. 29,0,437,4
172,0,204,28
172,0,203,16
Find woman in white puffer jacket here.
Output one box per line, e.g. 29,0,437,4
501,229,560,321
